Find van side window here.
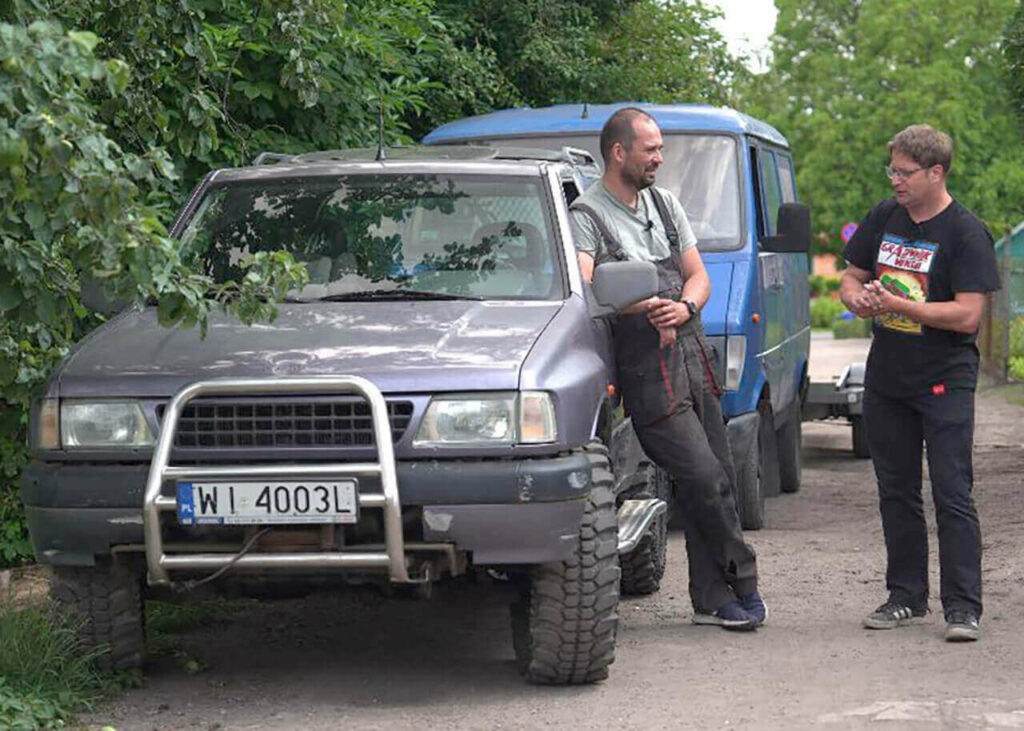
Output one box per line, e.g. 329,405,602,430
749,146,766,240
759,150,783,236
777,154,797,203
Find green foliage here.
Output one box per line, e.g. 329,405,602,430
742,0,1024,255
810,295,847,329
1010,316,1024,379
0,598,112,730
832,314,872,340
809,274,840,298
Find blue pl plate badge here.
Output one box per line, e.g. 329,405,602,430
178,483,195,524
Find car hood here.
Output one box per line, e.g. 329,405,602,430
58,301,563,398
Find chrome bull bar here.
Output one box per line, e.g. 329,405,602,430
616,498,668,555
143,376,412,587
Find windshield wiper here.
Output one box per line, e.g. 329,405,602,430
309,290,483,302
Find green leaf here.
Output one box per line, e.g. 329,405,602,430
0,282,22,312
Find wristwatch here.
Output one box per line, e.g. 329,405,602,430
682,298,699,317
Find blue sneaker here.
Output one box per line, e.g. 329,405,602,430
739,592,767,626
693,599,757,631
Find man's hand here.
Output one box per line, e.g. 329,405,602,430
847,287,887,318
863,280,903,315
657,326,677,349
647,297,690,329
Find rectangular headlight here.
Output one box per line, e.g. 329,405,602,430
414,392,556,446
60,400,154,448
725,335,747,392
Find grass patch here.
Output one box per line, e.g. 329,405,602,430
0,591,126,730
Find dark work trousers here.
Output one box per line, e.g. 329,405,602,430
863,387,982,616
624,321,759,612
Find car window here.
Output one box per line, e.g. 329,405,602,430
759,149,783,236
777,154,797,203
465,134,742,251
179,174,564,301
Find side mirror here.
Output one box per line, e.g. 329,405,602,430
590,260,658,313
761,202,811,253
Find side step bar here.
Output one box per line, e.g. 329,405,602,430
616,498,667,555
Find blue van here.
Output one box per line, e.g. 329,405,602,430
424,103,811,529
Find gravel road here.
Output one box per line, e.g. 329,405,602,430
83,338,1024,730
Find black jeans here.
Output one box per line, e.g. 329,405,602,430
627,330,758,612
863,387,982,616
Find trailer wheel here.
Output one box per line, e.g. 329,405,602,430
851,415,870,459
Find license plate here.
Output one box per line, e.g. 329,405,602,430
176,481,358,525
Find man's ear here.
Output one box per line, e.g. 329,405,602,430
612,142,626,165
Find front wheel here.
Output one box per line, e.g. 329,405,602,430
777,411,803,494
50,558,146,671
851,415,870,459
511,440,620,684
735,416,765,531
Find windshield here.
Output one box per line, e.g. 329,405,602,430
466,134,742,251
179,174,564,300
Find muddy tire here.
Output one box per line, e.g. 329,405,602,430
619,463,667,596
512,440,620,685
50,559,145,671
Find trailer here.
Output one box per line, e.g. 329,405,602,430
802,362,869,458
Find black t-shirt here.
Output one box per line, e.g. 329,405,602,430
842,198,1000,396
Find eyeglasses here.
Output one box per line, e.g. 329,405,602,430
885,165,924,181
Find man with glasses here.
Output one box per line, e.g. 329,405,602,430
840,124,1000,642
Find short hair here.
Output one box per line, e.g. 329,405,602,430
887,124,954,173
599,107,657,164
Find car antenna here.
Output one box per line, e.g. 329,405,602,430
375,99,386,161
581,102,589,119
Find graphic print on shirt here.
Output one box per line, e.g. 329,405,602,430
875,234,938,335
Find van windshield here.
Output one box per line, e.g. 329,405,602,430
468,134,742,251
178,174,564,301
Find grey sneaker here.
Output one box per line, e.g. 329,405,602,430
944,610,980,642
863,600,929,629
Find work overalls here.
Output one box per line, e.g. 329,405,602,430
580,196,758,612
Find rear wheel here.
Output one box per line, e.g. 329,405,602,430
50,558,146,671
511,440,620,684
852,415,870,458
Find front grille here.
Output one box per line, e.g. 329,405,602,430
157,399,414,448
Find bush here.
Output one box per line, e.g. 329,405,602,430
809,274,840,298
832,311,873,339
0,594,115,730
810,295,847,329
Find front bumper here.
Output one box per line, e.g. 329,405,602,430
22,454,592,567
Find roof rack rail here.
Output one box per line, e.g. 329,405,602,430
251,152,297,166
560,146,599,169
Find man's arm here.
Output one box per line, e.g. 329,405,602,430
864,283,986,334
840,264,884,318
647,246,709,328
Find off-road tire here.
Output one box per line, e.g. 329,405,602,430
619,462,667,596
50,559,145,671
511,440,620,684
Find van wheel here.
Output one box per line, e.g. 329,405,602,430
511,440,620,684
736,416,765,531
50,558,146,671
777,412,802,493
619,463,667,596
851,416,871,458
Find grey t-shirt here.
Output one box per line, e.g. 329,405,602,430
570,181,697,264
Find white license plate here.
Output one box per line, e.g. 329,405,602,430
176,481,358,525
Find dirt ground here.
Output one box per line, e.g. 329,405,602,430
61,337,1024,730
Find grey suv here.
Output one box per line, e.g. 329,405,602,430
21,146,670,685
